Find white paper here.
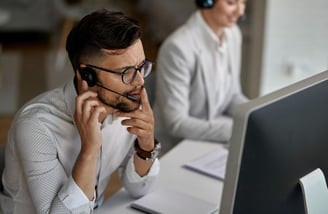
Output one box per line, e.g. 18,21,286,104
183,148,228,180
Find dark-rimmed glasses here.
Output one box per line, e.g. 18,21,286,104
86,60,153,84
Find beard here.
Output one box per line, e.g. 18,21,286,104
97,87,141,113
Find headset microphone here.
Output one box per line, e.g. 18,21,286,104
78,66,137,102
96,84,138,102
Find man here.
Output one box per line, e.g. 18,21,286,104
0,9,160,213
154,0,248,153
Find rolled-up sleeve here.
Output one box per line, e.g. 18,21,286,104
58,176,94,212
120,155,160,198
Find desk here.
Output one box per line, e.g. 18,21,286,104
95,140,225,213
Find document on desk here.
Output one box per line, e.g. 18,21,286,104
183,148,228,180
130,188,218,214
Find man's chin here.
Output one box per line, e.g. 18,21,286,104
114,101,141,113
99,95,141,113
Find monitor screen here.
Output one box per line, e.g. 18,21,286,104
220,70,328,214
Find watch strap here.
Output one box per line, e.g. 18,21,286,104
134,139,160,160
135,151,153,161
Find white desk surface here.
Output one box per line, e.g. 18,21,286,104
95,139,225,213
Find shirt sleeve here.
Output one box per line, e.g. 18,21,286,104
14,118,94,213
120,153,160,198
58,176,95,211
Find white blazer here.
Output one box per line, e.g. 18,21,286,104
153,11,248,152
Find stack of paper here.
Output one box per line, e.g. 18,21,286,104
183,148,229,180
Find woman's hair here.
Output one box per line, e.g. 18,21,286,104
66,9,141,71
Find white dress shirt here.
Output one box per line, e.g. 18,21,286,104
0,80,159,213
213,34,233,118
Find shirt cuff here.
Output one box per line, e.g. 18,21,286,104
58,175,95,210
125,155,160,182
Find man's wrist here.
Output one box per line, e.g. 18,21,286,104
134,139,161,161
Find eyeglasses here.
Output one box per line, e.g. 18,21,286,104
86,60,153,84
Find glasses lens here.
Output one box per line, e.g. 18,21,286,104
123,67,137,84
122,60,153,84
143,61,153,78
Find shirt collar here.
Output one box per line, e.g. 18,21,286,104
101,112,119,129
194,11,228,48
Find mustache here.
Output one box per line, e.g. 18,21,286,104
126,85,144,96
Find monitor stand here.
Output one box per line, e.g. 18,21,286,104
299,168,328,214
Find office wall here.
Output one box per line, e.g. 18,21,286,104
138,0,328,98
260,0,328,95
137,0,196,43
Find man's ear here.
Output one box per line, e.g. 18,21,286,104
75,68,82,80
77,66,98,87
74,67,88,94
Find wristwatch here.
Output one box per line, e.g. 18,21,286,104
134,139,161,161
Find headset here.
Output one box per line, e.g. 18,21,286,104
195,0,215,9
79,67,98,87
78,66,137,102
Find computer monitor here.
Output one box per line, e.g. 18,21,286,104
220,70,328,214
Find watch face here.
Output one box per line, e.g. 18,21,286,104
151,150,159,158
151,142,162,158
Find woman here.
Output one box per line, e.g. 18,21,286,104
154,0,248,153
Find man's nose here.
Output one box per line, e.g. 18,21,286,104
131,70,145,86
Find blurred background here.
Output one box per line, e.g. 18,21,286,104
1,0,328,143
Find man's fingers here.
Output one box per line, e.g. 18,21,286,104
140,87,151,111
89,106,106,124
82,100,100,121
75,91,98,116
121,117,151,130
82,80,89,92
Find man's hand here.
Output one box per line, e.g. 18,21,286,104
74,80,106,153
115,87,155,151
73,80,106,199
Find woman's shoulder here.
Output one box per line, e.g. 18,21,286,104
160,23,205,59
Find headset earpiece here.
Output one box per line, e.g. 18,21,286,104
79,67,98,87
195,0,215,9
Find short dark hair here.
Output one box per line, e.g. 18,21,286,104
66,9,141,71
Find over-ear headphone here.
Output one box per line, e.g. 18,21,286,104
195,0,215,9
79,67,98,87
